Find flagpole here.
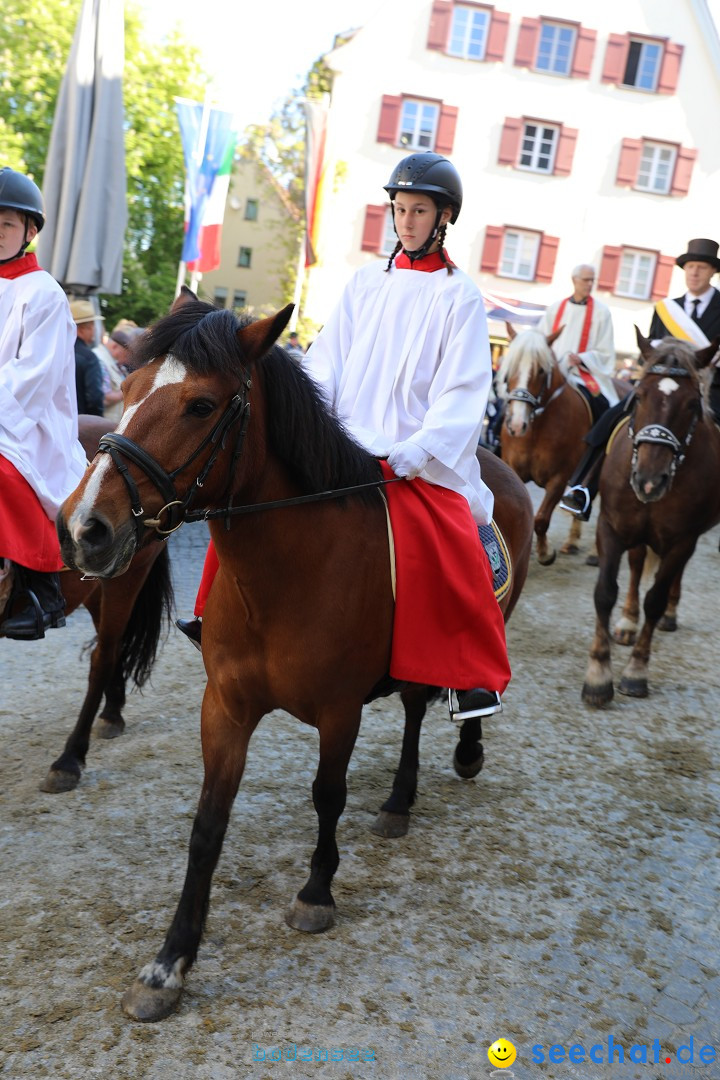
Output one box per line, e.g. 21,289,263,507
175,259,187,298
290,234,305,332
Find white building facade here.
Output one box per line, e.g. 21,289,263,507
303,0,720,358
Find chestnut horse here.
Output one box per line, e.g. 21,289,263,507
582,330,720,706
1,415,173,793
498,326,631,565
57,295,533,1021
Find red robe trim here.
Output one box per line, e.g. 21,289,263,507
394,250,455,272
0,252,43,280
0,456,63,571
380,461,510,691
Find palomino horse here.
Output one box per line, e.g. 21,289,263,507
0,415,173,793
498,326,630,565
57,294,533,1021
582,330,720,705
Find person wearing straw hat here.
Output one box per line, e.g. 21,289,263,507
70,299,105,416
0,166,86,639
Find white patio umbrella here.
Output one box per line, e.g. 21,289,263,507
37,0,126,296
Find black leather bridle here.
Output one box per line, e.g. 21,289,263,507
505,364,566,420
627,364,700,485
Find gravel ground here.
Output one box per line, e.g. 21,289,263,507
1,499,719,1080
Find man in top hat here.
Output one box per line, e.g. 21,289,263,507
70,299,105,416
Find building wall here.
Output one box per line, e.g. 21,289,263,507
304,0,720,358
199,159,299,314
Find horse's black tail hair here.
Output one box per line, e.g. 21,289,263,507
119,545,174,687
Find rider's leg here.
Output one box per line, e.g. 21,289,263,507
176,541,218,650
560,398,629,520
0,566,66,640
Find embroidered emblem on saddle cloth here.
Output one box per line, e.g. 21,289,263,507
378,461,511,689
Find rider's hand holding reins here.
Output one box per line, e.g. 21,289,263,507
387,441,431,480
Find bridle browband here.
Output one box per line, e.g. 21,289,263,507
628,363,701,484
97,369,399,543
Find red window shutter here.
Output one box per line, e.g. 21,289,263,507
651,255,675,300
514,18,540,68
361,205,386,252
427,0,452,51
377,95,401,144
670,146,697,196
601,33,629,85
498,118,522,166
657,42,684,94
435,104,458,155
571,27,596,78
597,245,622,291
616,138,642,186
535,234,559,282
481,226,504,273
554,127,578,176
486,10,510,62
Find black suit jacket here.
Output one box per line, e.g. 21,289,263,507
74,339,105,416
648,287,720,342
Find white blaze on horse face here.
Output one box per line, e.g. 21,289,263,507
506,354,534,433
657,377,680,396
116,354,187,435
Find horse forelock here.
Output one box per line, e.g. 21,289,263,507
499,330,554,392
135,303,250,377
640,339,701,387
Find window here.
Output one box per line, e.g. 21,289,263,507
535,21,576,76
244,199,258,221
237,247,252,268
448,5,489,60
381,208,398,257
500,230,540,280
232,290,247,308
636,142,677,194
399,99,438,150
623,38,662,90
518,123,559,173
213,286,228,308
616,250,657,299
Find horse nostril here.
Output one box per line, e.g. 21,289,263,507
81,516,112,551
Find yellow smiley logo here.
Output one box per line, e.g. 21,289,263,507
488,1038,517,1068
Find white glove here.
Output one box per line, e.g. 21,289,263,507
387,441,431,480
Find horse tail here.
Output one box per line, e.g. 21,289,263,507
120,545,175,688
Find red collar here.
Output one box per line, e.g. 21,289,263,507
0,252,42,280
394,250,454,273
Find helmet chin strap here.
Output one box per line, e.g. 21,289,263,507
0,217,31,264
393,206,444,262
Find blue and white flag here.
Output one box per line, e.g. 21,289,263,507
176,99,236,265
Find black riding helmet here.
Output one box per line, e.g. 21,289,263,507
0,165,45,262
383,152,462,223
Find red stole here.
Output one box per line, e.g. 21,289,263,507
394,250,455,272
553,295,600,394
0,252,43,279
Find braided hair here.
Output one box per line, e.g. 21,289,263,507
384,202,454,274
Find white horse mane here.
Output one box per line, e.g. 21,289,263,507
497,329,555,396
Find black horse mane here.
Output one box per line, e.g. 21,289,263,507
135,301,383,501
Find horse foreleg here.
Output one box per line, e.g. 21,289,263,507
372,686,428,838
582,519,623,706
658,568,682,633
619,545,695,698
534,484,564,565
613,544,645,646
122,693,257,1023
286,707,362,934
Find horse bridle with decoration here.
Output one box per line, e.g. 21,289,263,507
505,363,567,420
627,363,701,484
97,369,399,544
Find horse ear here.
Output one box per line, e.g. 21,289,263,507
635,325,655,361
171,286,198,312
546,326,563,347
237,304,295,360
505,321,517,341
693,336,720,370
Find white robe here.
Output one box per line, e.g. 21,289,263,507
539,296,618,407
304,260,494,524
0,269,87,519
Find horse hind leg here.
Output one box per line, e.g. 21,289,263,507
658,568,682,632
559,515,583,556
286,707,362,934
613,544,645,647
372,686,428,838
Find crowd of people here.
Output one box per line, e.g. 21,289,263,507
1,158,719,731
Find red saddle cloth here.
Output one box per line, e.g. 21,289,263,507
380,461,510,692
0,456,63,571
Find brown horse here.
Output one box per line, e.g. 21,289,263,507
582,330,720,705
498,325,630,565
0,415,173,792
56,294,533,1022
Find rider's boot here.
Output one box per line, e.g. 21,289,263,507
0,567,66,640
176,616,202,652
559,446,605,521
449,687,502,722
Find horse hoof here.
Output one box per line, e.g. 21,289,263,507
581,682,613,707
121,980,183,1022
453,742,485,779
619,677,648,698
285,899,335,934
371,810,409,838
658,615,677,633
95,717,125,740
39,767,81,793
612,629,636,647
559,543,579,556
537,550,557,566
585,553,599,567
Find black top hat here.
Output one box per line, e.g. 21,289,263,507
675,238,720,271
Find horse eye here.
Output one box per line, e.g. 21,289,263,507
187,400,215,418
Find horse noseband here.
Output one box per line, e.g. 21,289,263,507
628,365,699,484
